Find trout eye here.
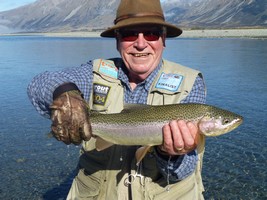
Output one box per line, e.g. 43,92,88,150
223,118,230,124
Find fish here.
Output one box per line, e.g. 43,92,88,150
89,103,243,163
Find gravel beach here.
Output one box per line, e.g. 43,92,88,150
180,28,267,38
1,28,267,38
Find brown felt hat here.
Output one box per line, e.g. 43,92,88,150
100,0,182,38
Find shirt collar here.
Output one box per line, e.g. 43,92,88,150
118,60,163,91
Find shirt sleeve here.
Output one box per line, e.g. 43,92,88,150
155,150,198,182
27,61,94,118
180,75,206,104
154,75,206,182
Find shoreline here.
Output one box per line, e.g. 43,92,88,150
180,28,267,38
1,28,267,38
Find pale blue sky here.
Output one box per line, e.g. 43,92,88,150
0,0,36,12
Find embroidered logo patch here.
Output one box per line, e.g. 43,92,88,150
98,60,118,79
155,73,183,92
93,83,110,105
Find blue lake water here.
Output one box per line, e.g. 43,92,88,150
0,36,266,199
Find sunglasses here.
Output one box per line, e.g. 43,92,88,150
117,30,163,42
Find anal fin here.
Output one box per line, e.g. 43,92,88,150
135,146,152,166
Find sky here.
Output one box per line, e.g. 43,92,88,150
0,0,36,12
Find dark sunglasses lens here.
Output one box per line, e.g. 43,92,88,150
120,31,161,41
120,31,138,41
144,32,160,41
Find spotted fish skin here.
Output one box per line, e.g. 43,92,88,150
89,103,243,146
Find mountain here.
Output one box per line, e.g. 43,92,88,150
0,0,119,33
0,0,266,33
162,0,267,28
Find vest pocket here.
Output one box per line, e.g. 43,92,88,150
150,173,197,200
75,169,101,198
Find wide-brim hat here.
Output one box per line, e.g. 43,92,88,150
101,0,182,38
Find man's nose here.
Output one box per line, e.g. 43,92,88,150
134,33,147,49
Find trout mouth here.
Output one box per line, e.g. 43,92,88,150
226,117,243,132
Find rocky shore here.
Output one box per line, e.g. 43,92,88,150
180,28,267,38
1,28,267,38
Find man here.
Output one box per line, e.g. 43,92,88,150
28,0,206,199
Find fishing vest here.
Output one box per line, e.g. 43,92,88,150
68,58,205,200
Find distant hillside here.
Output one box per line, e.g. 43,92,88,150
0,0,266,33
163,0,267,29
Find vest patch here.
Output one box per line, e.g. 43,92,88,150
93,83,110,106
155,72,183,92
98,60,118,79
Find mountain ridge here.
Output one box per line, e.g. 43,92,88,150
0,0,266,33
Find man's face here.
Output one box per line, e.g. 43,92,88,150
116,26,166,81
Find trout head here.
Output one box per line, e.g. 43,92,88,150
198,109,243,137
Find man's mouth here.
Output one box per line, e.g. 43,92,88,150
131,53,149,57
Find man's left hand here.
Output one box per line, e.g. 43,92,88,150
158,120,199,156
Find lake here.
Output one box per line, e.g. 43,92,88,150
0,36,266,199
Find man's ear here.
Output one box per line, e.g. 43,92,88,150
162,27,167,47
162,35,166,47
116,37,120,51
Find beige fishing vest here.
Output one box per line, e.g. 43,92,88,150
68,58,206,200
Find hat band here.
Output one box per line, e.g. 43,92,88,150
114,12,165,25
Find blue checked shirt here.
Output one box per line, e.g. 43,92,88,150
27,59,206,182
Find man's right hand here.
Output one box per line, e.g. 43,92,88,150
50,90,92,145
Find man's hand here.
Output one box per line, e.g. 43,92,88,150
158,120,199,156
50,91,92,145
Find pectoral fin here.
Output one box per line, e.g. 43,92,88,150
95,137,114,151
135,146,152,166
